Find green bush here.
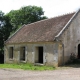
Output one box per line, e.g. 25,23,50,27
66,53,80,64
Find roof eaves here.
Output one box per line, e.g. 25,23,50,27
4,24,25,44
55,9,80,39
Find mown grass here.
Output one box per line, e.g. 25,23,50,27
0,63,55,71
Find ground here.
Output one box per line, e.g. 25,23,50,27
0,66,80,80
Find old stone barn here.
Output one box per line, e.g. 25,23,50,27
4,9,80,67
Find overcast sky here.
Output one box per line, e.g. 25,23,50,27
0,0,80,18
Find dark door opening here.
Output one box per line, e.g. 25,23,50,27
38,47,43,63
9,47,13,59
78,44,80,59
20,47,25,61
0,53,4,64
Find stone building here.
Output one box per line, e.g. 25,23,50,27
4,9,80,67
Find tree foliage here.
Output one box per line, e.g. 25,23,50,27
6,6,47,30
0,11,13,53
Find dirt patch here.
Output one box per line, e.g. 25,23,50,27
0,66,80,80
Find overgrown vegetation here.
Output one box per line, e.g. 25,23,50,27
66,52,80,65
0,63,55,71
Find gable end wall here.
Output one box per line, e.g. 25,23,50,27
58,11,80,63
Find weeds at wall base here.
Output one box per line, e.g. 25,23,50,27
0,63,55,71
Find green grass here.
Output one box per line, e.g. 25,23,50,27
0,63,55,71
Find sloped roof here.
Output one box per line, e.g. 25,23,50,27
5,12,75,44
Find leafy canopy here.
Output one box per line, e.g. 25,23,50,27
6,5,47,31
0,11,13,53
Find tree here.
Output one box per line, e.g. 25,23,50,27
6,6,47,31
0,11,13,54
0,11,5,53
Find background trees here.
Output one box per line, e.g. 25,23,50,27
0,11,13,63
6,6,47,31
0,11,13,54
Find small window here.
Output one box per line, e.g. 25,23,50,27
9,47,13,59
20,47,25,61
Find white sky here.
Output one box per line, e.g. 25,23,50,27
0,0,80,18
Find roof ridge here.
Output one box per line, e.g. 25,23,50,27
52,12,75,19
24,12,75,27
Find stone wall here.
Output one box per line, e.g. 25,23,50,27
4,42,59,67
58,11,80,63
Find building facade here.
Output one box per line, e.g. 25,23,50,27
4,9,80,67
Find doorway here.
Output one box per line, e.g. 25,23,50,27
78,44,80,59
35,46,43,63
20,47,25,61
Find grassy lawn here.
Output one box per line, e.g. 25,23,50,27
0,63,55,71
